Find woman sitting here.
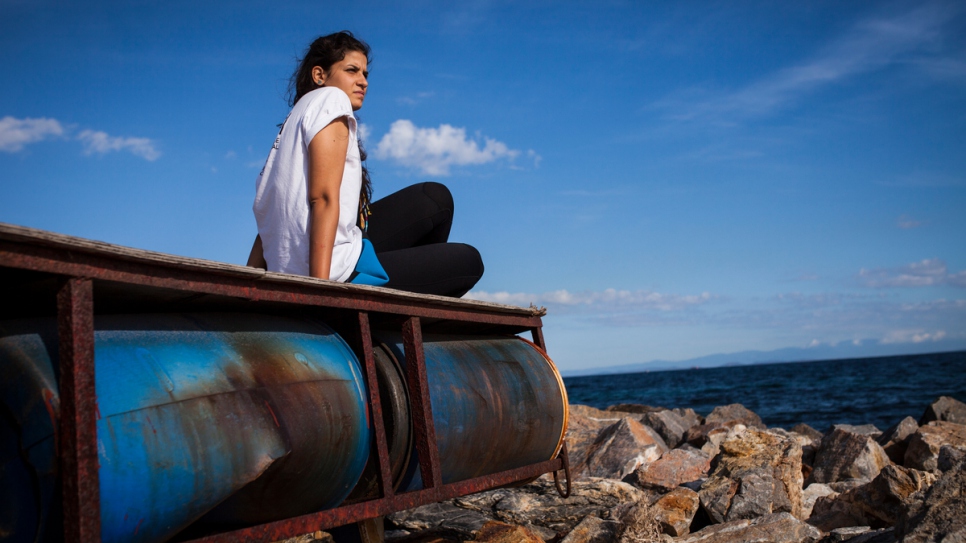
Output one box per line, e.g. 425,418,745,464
248,31,483,298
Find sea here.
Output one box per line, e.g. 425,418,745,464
562,350,966,432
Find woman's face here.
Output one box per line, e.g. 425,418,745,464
314,50,368,110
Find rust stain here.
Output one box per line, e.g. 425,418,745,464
264,400,280,428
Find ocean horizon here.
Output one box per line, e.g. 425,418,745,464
562,350,966,432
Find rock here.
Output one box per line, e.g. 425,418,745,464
839,528,896,543
919,395,966,425
817,527,898,543
273,532,334,543
606,403,664,414
641,409,693,448
808,465,935,531
455,477,647,536
568,405,625,473
686,423,748,457
674,407,704,429
876,417,918,465
819,526,871,543
698,428,804,522
802,483,837,519
387,502,492,540
810,428,891,484
831,424,881,438
826,479,867,493
677,512,822,543
471,521,544,543
904,421,966,472
582,417,668,479
705,403,765,429
651,487,700,536
624,448,711,491
791,424,824,443
558,516,620,543
896,460,966,543
938,444,966,472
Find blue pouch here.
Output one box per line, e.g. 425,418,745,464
349,238,389,286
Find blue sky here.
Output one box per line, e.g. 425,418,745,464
2,1,964,372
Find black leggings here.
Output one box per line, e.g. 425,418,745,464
366,183,484,298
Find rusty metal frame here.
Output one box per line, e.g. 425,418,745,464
0,224,569,543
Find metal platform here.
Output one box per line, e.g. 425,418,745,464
0,222,571,543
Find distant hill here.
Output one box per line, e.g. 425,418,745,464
560,338,966,377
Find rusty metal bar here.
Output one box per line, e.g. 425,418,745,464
356,311,394,498
530,327,546,351
56,277,100,543
401,317,442,490
186,455,564,543
0,244,542,329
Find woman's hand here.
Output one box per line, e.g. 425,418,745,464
307,117,350,279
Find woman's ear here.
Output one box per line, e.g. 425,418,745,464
312,66,326,86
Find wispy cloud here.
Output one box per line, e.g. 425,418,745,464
466,288,715,312
897,214,924,229
0,116,65,152
373,119,519,175
656,3,960,121
881,329,947,344
0,115,159,160
858,258,966,288
77,130,161,161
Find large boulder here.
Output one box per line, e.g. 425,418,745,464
810,428,891,484
807,465,936,531
455,477,647,536
582,417,668,479
606,403,664,415
896,460,966,542
801,483,836,519
471,521,544,543
876,416,918,465
686,423,749,457
567,405,625,473
904,421,966,472
557,515,621,543
641,409,694,448
705,403,765,429
651,487,700,537
919,396,966,425
697,428,804,523
387,501,492,540
677,512,821,543
674,407,704,429
624,447,711,491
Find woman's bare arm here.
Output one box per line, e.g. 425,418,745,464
307,117,350,279
247,235,267,269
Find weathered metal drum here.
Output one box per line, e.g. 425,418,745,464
0,314,371,543
376,334,568,491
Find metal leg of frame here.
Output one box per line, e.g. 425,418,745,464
356,311,395,499
401,317,442,490
57,277,100,543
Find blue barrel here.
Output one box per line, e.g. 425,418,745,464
376,334,568,491
0,314,371,543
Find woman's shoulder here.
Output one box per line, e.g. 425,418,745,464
297,87,353,114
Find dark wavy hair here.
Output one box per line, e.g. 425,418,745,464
289,31,373,212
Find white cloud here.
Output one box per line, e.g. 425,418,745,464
466,288,714,312
0,116,65,152
374,119,519,175
881,329,947,344
77,130,161,161
358,123,371,143
858,258,965,288
657,3,958,121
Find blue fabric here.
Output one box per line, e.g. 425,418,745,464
349,238,389,286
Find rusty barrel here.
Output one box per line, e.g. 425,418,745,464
0,314,371,543
375,333,569,491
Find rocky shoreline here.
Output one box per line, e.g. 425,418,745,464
376,396,966,543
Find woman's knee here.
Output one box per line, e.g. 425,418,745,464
452,243,484,278
419,182,453,214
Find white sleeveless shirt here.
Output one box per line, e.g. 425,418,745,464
253,87,363,281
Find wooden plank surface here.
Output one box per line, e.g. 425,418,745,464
0,222,545,317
